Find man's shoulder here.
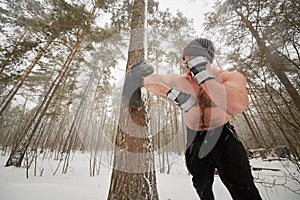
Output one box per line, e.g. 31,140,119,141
220,70,247,84
220,70,245,77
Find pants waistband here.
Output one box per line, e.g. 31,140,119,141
186,122,230,135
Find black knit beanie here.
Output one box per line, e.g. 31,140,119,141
182,38,215,63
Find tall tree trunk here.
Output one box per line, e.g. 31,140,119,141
0,28,28,72
0,39,54,116
5,3,99,167
108,0,159,199
234,8,300,112
5,28,87,168
242,112,263,148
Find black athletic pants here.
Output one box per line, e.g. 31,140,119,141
185,123,262,200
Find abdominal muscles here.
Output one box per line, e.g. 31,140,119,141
181,75,229,131
183,103,228,131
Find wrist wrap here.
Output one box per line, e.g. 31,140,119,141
166,87,195,112
187,56,214,85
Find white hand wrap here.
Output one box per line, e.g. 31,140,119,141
193,70,214,85
187,56,214,85
166,87,196,112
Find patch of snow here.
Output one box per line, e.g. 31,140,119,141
0,153,299,200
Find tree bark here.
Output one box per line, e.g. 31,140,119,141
108,0,159,199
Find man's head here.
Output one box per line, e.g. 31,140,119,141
182,38,215,63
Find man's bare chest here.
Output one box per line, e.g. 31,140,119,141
181,76,213,108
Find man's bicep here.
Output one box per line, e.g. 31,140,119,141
223,72,249,114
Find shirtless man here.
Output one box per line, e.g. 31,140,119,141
122,38,262,200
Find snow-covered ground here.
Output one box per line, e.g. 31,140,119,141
0,152,299,200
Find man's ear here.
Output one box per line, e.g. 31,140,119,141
206,58,211,65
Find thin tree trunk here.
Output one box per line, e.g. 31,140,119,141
0,28,28,72
242,111,263,148
0,39,54,116
5,27,87,167
235,8,300,112
5,2,101,167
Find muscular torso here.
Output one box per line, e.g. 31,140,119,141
143,67,248,131
175,75,228,131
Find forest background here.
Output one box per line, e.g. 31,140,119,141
0,0,299,199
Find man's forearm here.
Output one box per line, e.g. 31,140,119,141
143,74,196,112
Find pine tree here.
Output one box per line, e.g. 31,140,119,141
5,0,95,167
108,0,159,199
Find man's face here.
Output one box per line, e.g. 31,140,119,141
182,56,195,75
182,56,211,75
